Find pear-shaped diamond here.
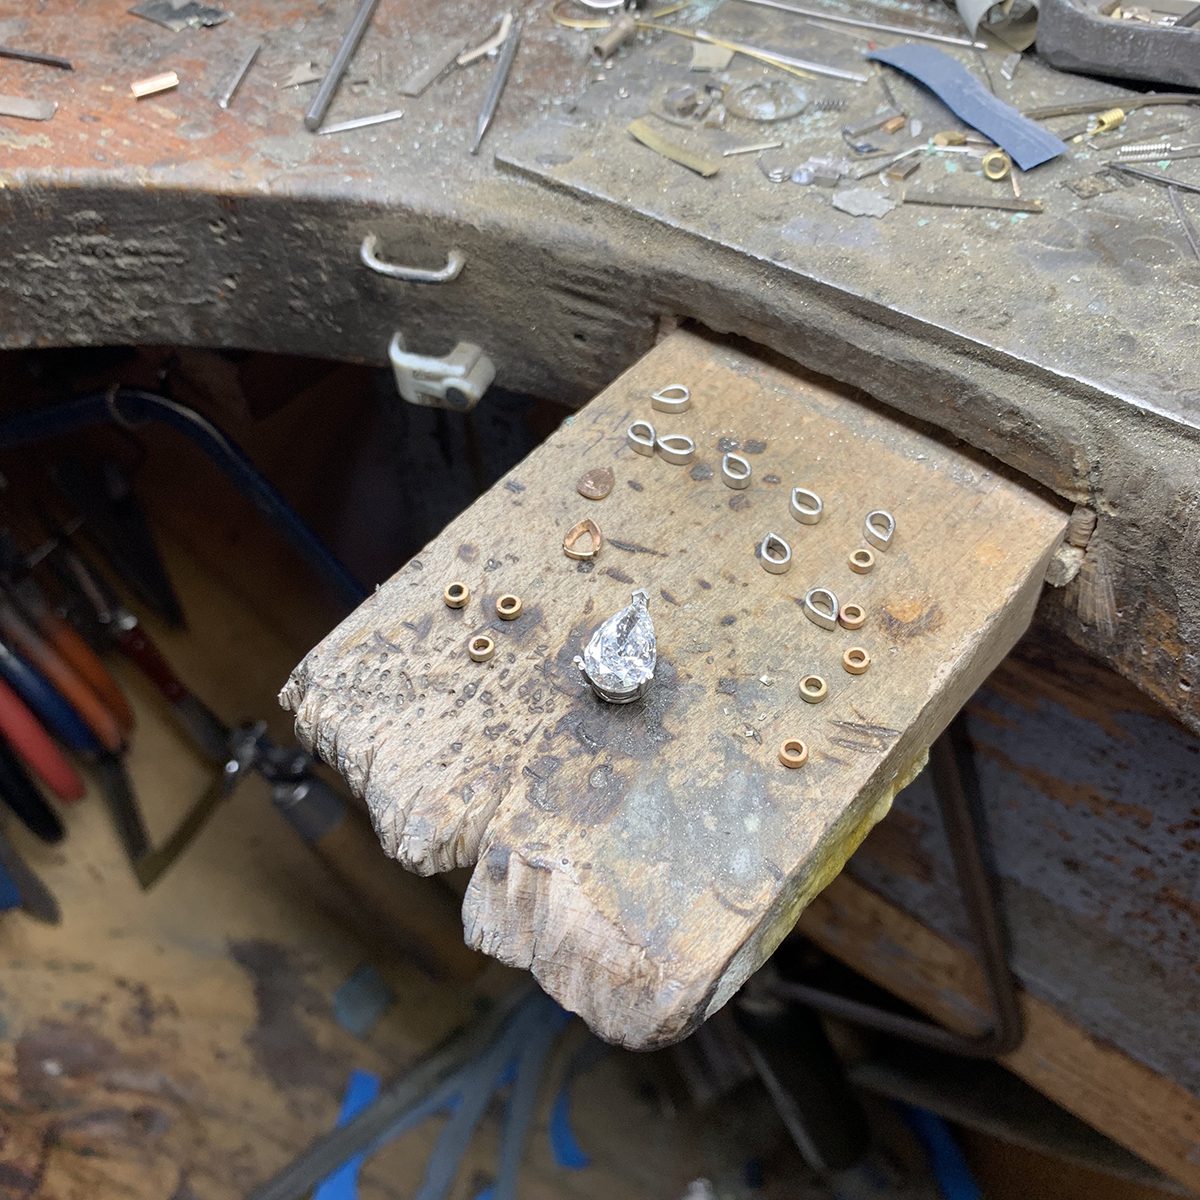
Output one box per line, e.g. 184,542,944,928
576,589,656,703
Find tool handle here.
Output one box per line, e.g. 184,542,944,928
37,609,134,735
0,737,65,843
113,620,187,702
0,607,123,752
276,779,484,983
0,677,85,801
0,644,100,755
0,826,60,923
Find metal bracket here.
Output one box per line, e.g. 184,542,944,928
768,715,1024,1058
388,331,495,411
361,234,465,283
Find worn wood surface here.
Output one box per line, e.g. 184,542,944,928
283,329,1068,1049
798,875,1200,1193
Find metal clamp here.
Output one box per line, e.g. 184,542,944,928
361,234,465,283
388,331,495,411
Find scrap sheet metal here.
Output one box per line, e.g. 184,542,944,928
498,3,1199,422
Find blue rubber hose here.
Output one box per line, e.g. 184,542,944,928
0,388,366,610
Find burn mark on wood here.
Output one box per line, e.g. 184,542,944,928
605,566,634,584
880,600,945,640
627,479,644,491
718,677,738,695
609,537,668,557
728,493,750,512
744,439,768,454
690,463,714,481
458,543,479,561
505,479,526,493
660,589,680,606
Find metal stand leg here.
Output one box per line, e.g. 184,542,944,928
771,714,1024,1058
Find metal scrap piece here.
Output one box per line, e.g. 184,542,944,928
690,43,735,71
1167,187,1200,261
458,12,513,68
218,43,260,109
627,116,720,177
318,109,404,135
726,79,807,122
280,63,325,89
129,0,229,32
0,44,72,70
904,190,1044,212
832,187,898,217
398,40,465,96
577,467,615,500
0,95,58,121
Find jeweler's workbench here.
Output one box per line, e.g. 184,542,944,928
283,330,1067,1047
3,1,1200,1191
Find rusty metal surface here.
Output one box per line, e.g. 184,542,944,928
851,638,1200,1093
0,1,1197,733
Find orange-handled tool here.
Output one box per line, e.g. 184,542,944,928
32,607,134,736
0,676,85,801
0,604,123,753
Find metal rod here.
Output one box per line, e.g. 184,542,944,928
695,29,869,82
1107,162,1200,195
1168,187,1200,261
723,140,785,156
0,44,72,70
1174,1,1200,25
772,717,1025,1059
218,42,260,109
318,108,405,135
304,0,382,132
247,990,532,1200
733,0,988,49
471,17,523,155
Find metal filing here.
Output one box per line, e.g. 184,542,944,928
470,17,523,155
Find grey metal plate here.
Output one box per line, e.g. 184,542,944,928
499,2,1200,431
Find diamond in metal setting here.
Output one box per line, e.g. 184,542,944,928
574,589,656,704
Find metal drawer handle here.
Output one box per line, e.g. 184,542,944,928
360,234,465,283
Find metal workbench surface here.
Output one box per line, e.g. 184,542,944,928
0,0,1195,728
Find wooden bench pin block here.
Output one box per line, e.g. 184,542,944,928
282,331,1068,1049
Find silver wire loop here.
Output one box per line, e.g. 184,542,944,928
656,434,696,464
721,452,752,489
803,586,839,630
360,235,466,283
627,420,657,456
651,384,692,413
790,487,823,525
864,509,896,551
759,532,792,574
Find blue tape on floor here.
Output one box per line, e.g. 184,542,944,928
869,45,1066,170
314,1069,383,1200
901,1103,982,1200
0,861,21,911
